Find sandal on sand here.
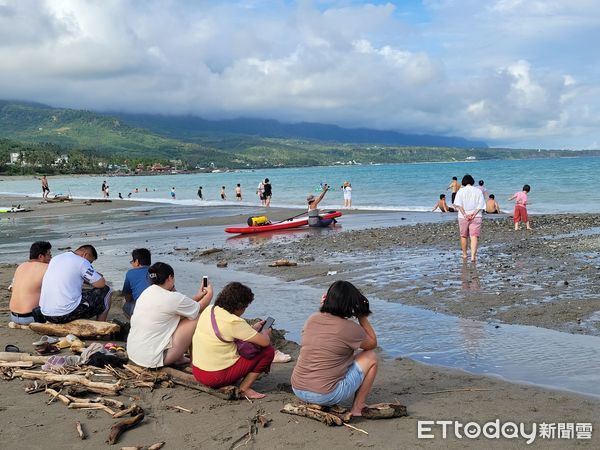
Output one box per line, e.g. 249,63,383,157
4,344,20,353
273,349,292,363
32,335,59,346
34,342,61,355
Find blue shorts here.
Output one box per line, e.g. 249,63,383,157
293,362,364,406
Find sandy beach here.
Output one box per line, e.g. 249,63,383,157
1,195,599,449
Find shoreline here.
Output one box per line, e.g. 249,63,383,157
1,197,599,448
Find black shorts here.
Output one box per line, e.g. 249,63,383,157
236,193,241,198
45,286,111,324
42,187,50,193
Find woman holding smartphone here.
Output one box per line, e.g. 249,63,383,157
192,282,274,399
291,280,378,416
127,263,212,368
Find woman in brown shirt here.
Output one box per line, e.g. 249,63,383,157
291,281,378,416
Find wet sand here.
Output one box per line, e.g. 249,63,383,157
198,214,600,336
1,198,599,448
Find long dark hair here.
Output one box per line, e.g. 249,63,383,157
148,262,174,285
320,280,372,319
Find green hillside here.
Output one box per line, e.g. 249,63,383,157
0,101,233,165
1,100,599,174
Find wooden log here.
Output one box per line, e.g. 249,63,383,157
93,397,125,409
113,404,142,419
268,259,297,267
45,388,71,405
28,320,119,338
14,370,122,395
8,321,30,330
199,247,222,256
75,421,86,440
69,402,116,416
0,361,34,368
159,367,239,400
361,402,408,420
280,403,343,426
0,352,50,364
120,442,164,450
107,412,145,445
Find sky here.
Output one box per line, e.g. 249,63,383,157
1,0,599,149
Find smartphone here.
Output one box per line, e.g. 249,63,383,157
260,316,275,332
202,276,208,288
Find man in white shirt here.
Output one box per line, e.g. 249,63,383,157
40,245,112,323
453,174,486,262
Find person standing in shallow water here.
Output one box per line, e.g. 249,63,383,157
263,179,272,207
453,174,486,262
170,187,176,200
41,176,50,199
197,186,203,200
235,184,242,201
447,176,460,204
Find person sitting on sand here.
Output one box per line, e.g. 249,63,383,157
127,262,212,368
192,282,275,399
486,194,501,214
291,280,378,417
9,241,52,325
432,194,455,212
39,245,113,323
121,248,152,318
307,184,335,227
453,174,486,262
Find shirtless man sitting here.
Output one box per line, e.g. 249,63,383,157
486,194,501,214
9,241,52,324
432,194,455,212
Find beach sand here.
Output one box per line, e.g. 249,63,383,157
1,196,599,448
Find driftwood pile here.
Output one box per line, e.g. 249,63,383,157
0,350,241,446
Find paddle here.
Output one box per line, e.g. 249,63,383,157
274,211,308,224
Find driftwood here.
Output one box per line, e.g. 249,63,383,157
268,259,297,267
121,442,165,450
69,402,116,416
14,370,122,395
165,405,193,414
113,404,142,419
199,247,223,256
280,403,344,426
361,402,408,419
107,412,145,445
75,421,86,440
0,361,34,368
28,319,119,338
8,322,30,330
159,367,239,400
45,388,71,405
0,352,50,364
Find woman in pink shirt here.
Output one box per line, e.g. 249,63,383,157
508,184,531,231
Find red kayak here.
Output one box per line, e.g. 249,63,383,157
225,211,342,234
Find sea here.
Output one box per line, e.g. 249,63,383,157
2,156,600,214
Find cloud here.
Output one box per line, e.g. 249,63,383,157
0,0,599,148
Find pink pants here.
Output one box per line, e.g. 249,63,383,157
192,345,275,388
458,216,482,238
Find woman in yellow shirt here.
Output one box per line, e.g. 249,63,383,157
192,282,274,399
